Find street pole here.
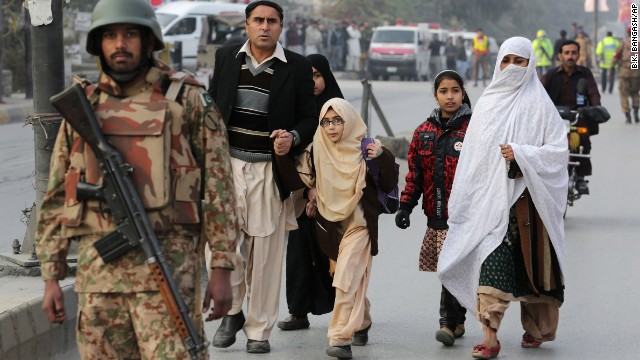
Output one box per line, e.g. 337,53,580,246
0,0,5,104
24,9,33,99
594,0,598,69
21,0,65,258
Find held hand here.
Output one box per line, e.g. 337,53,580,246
203,268,232,321
305,201,317,218
42,279,66,324
499,144,514,161
307,188,318,206
270,129,293,156
366,143,383,159
395,209,411,229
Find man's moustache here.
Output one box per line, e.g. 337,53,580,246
111,52,133,60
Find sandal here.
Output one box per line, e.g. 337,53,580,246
471,341,500,359
521,333,542,348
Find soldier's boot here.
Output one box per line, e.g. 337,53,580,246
625,112,632,124
634,107,639,123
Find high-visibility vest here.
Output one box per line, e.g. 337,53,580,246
596,36,620,69
473,35,488,54
532,37,554,67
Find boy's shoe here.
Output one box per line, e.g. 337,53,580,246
352,324,371,346
326,345,353,359
454,324,465,338
277,314,310,330
435,327,455,346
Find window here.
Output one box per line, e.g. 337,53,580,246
167,17,196,35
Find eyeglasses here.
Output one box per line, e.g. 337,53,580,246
320,117,345,127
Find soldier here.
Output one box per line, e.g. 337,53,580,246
614,26,640,123
36,0,239,358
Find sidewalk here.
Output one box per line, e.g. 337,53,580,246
0,269,76,359
0,94,33,125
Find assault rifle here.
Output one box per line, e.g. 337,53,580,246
50,84,207,359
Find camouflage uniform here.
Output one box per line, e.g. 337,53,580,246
616,36,640,115
36,63,239,359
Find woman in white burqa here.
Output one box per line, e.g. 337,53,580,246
437,37,568,359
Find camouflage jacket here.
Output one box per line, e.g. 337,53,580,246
36,64,239,293
616,37,640,78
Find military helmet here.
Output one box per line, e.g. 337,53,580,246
86,0,164,56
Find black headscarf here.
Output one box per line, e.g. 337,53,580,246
306,54,344,115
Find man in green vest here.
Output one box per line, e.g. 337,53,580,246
596,31,620,94
532,29,554,78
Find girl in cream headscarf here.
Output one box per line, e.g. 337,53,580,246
437,37,568,359
297,97,398,360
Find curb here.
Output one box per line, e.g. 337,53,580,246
0,279,77,360
0,102,32,126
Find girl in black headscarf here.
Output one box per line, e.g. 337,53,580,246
307,54,345,113
277,54,344,331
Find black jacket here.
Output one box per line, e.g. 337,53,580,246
209,44,318,200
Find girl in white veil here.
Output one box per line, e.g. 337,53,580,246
437,37,568,358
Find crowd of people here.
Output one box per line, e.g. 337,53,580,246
282,17,373,73
34,0,638,359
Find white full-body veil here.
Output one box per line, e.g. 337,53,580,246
437,37,569,312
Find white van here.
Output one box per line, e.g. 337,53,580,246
368,26,430,81
155,1,247,70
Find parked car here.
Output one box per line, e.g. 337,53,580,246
155,1,247,70
368,26,430,81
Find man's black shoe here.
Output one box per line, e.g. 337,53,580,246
352,324,371,346
246,339,270,353
326,345,353,359
213,311,245,348
277,314,310,330
576,179,590,195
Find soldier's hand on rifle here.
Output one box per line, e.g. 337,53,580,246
42,279,66,323
203,268,233,321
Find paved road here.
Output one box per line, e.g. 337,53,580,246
1,78,636,359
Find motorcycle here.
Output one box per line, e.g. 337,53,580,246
556,106,591,207
556,78,610,212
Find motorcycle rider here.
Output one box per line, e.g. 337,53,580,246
541,39,601,195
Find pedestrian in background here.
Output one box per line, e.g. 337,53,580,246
456,36,469,80
37,0,239,358
296,97,399,360
575,30,592,68
472,28,489,86
614,26,640,123
429,34,444,79
395,70,472,347
552,29,567,66
438,37,568,359
596,31,620,94
346,21,362,72
444,36,458,72
208,0,317,353
277,53,342,332
305,20,323,56
532,29,554,77
329,21,348,71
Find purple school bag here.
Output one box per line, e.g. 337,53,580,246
360,138,400,214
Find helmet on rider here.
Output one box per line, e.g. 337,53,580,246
86,0,164,83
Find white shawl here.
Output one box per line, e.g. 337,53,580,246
437,37,569,312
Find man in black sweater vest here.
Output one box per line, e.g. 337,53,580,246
208,0,317,354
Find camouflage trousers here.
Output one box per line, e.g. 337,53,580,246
76,291,207,360
618,76,640,113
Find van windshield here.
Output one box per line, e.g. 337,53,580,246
156,13,178,29
372,30,414,44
